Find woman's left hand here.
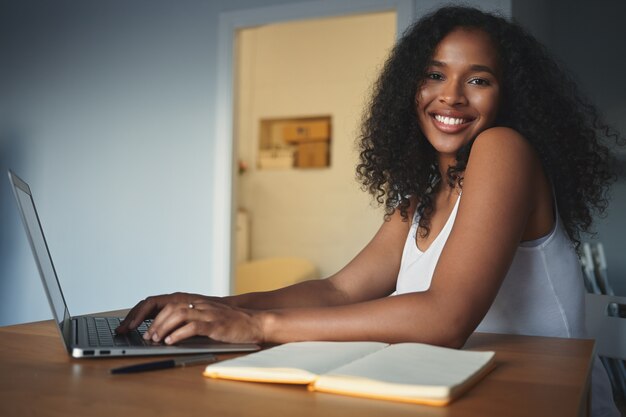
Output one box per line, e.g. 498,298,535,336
143,301,265,345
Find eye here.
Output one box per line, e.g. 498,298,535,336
426,72,444,81
468,77,490,86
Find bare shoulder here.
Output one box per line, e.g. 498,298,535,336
470,127,537,165
464,127,541,185
462,126,548,218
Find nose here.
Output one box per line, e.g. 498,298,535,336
439,80,468,106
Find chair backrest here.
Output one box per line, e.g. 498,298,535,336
585,293,626,359
581,243,601,294
591,243,614,296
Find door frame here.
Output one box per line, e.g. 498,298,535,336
211,0,415,295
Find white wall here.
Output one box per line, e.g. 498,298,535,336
0,0,512,326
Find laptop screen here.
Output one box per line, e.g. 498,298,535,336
9,171,71,338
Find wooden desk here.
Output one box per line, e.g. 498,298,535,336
0,318,593,417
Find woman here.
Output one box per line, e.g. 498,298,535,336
117,6,619,415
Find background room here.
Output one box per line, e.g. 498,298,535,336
232,11,395,294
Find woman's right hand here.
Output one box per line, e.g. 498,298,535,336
115,292,226,334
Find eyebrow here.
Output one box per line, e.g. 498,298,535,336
429,60,498,77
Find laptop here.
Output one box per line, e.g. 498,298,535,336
8,170,260,358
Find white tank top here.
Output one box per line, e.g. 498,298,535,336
394,195,618,417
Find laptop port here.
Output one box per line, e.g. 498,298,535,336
100,350,111,355
83,350,95,356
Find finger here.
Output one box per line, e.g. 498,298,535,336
146,303,211,342
120,293,216,333
116,302,148,333
164,321,214,345
117,295,164,333
117,299,155,332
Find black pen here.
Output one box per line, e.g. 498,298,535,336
110,354,218,374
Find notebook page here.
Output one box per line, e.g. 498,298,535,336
319,343,494,387
205,341,387,382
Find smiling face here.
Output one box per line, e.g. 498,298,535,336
416,28,501,166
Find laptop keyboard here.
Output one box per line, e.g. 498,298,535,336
86,317,152,347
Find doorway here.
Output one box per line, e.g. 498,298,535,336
212,1,414,295
233,11,397,292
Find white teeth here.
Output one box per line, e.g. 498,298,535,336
434,114,467,125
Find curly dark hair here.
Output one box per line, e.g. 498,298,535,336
356,5,621,245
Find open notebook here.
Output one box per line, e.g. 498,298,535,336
204,341,496,406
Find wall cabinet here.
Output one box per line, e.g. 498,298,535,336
258,116,331,169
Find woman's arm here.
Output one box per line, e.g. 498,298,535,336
143,128,551,348
116,202,410,333
229,210,411,309
254,124,538,345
